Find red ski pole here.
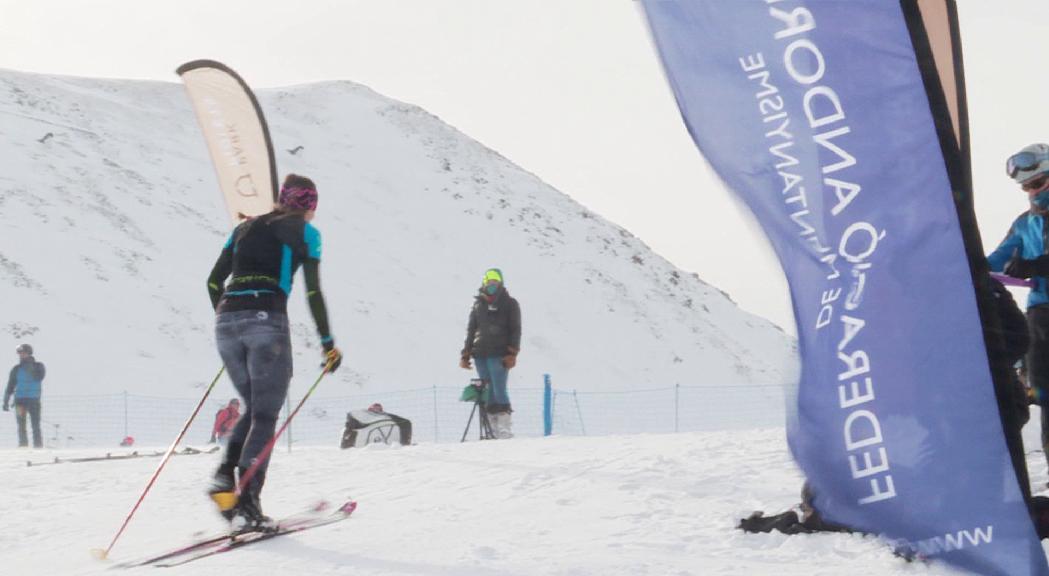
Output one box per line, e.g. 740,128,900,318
235,360,334,496
92,366,225,560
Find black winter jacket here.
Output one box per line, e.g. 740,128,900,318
462,288,521,358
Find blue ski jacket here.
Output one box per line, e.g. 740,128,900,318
4,358,45,404
988,210,1049,308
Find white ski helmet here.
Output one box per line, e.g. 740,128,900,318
1006,143,1049,184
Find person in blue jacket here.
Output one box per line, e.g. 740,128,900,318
988,143,1049,478
3,343,46,448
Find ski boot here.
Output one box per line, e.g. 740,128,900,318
207,463,238,521
231,487,278,534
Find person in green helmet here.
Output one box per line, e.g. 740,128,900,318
459,268,521,439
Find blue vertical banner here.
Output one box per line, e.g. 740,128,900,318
642,1,1047,573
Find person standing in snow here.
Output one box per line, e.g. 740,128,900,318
981,274,1034,502
459,268,521,439
209,398,241,445
205,174,343,532
988,143,1049,488
3,343,46,448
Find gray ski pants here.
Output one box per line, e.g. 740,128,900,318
215,310,292,490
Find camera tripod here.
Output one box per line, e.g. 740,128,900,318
461,378,495,442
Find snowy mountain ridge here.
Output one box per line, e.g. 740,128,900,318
0,67,797,400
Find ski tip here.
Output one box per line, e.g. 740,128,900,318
340,501,358,514
89,548,108,561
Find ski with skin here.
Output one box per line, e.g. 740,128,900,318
113,500,351,568
152,501,357,568
30,445,219,468
111,502,330,568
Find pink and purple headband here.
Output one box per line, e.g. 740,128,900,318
278,186,318,211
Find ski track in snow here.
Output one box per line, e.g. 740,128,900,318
0,428,1000,576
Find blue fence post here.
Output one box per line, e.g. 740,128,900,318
543,374,553,436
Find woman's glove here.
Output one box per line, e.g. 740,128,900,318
322,341,343,372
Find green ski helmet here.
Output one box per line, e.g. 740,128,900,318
483,268,503,284
482,268,503,296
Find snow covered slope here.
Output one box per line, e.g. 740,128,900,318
0,68,795,404
0,430,979,576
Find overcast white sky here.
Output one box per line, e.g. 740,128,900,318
1,0,1046,333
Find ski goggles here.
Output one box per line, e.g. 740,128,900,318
1006,151,1049,179
1025,174,1049,193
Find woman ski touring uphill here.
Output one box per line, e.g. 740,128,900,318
205,174,343,533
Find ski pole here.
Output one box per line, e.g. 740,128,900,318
235,360,334,495
93,366,225,560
